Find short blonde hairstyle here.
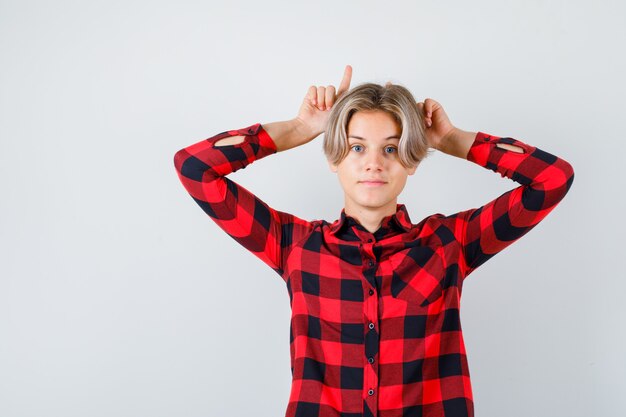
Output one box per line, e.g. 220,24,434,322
323,82,433,169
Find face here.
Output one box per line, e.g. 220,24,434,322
327,110,417,215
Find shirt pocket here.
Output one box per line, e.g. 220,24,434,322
387,246,445,307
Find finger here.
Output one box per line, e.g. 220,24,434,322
336,65,352,97
424,98,432,117
307,85,317,106
317,86,326,109
418,101,431,127
417,101,428,118
325,85,336,108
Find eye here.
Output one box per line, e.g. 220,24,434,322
350,144,364,152
385,146,397,154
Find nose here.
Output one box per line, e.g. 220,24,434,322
365,150,385,171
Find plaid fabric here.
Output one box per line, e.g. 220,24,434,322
174,122,574,417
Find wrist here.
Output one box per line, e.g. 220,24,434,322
264,118,321,153
293,117,321,142
435,126,459,152
437,126,477,160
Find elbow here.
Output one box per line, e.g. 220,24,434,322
173,148,217,183
560,158,575,195
549,159,575,205
174,149,181,168
173,148,189,175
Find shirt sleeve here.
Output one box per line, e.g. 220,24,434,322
173,122,314,281
444,131,575,280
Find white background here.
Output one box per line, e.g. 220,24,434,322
1,1,624,416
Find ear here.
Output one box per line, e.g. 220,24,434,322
327,159,338,173
407,163,418,176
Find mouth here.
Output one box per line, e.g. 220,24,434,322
359,181,387,186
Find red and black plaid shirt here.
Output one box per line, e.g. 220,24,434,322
174,122,574,417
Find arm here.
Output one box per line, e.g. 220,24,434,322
173,121,315,280
173,65,353,280
436,126,525,159
417,99,574,280
213,118,318,152
439,129,575,280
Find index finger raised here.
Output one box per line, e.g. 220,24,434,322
336,65,352,97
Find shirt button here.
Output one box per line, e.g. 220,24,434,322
367,238,373,242
369,289,374,296
368,357,374,364
368,322,375,330
368,260,374,267
368,389,374,396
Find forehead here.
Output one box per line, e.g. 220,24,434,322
347,110,400,141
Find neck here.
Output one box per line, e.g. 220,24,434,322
344,199,398,234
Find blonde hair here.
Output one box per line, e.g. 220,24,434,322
323,82,433,169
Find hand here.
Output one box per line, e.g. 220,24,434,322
416,98,456,150
295,65,353,139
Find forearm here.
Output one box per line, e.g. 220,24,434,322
263,118,319,152
436,127,524,159
215,118,318,153
435,128,477,160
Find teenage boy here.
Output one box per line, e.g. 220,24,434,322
174,65,574,417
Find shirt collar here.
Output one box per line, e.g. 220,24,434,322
328,203,413,236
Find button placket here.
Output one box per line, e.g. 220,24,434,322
358,235,380,407
359,240,377,296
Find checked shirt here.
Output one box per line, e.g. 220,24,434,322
173,122,574,417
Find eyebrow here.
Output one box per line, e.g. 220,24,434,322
348,135,400,140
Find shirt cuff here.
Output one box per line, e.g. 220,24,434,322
257,123,278,153
211,122,278,158
467,131,536,167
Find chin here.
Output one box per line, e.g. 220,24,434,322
355,197,392,208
